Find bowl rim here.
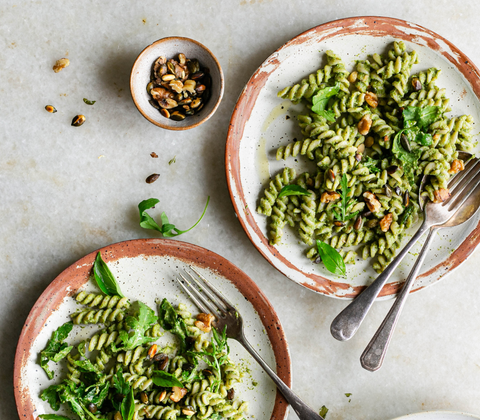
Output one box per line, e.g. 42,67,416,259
225,16,480,299
130,36,224,130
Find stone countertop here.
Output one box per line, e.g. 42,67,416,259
2,1,480,420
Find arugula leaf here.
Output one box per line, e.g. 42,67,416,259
114,301,158,351
41,384,63,411
71,358,100,374
332,174,358,222
93,252,124,297
39,415,72,420
362,156,381,173
158,298,189,352
113,369,131,396
83,382,109,407
83,98,96,105
392,131,422,186
121,389,135,420
278,185,311,198
311,84,340,122
319,405,329,418
151,370,184,388
403,106,440,129
415,131,433,146
138,197,210,238
316,240,346,276
40,322,74,379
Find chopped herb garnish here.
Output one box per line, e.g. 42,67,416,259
278,184,311,198
319,405,329,418
316,240,346,276
138,196,210,237
362,156,381,173
169,156,176,165
83,98,96,105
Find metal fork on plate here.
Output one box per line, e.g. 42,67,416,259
176,268,324,420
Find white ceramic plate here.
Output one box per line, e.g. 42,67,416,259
391,411,480,420
226,17,480,299
14,239,291,420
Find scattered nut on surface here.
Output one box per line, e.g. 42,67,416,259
363,191,381,213
358,114,372,135
195,313,215,333
150,152,158,158
365,92,378,108
170,386,188,402
448,159,465,174
45,105,57,113
53,58,70,73
380,213,393,232
320,191,341,203
71,114,85,127
146,173,160,184
433,188,451,203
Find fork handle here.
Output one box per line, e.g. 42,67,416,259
330,220,431,341
238,332,324,420
360,226,437,371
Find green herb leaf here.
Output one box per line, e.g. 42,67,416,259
39,415,72,420
278,185,311,198
93,252,124,297
113,369,131,397
158,298,189,352
138,197,210,238
169,156,176,165
362,156,381,173
83,98,96,105
40,322,74,379
313,109,336,122
121,389,135,420
316,240,346,276
114,301,158,351
392,130,422,186
403,106,440,129
319,405,329,418
151,370,184,388
400,205,414,225
332,174,358,222
415,131,433,146
40,384,63,411
345,393,352,397
311,84,340,111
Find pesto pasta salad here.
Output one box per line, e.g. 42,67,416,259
257,41,475,273
37,253,248,420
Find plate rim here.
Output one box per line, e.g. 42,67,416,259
390,411,480,420
13,238,291,420
225,15,480,299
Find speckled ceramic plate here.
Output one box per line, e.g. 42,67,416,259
14,238,291,420
226,16,480,300
391,411,480,420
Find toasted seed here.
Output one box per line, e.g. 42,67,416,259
178,53,186,65
71,115,86,127
160,109,170,118
384,184,392,198
167,61,176,74
53,58,70,73
169,79,184,93
146,174,160,184
387,165,399,175
355,153,362,162
195,103,204,112
404,190,410,207
357,143,365,154
153,352,167,362
358,114,372,136
366,219,378,228
412,77,422,91
334,221,345,227
227,388,235,401
183,79,196,93
365,92,378,108
400,133,411,152
185,109,195,116
114,411,122,420
191,98,202,109
170,111,185,121
313,256,322,264
362,210,372,218
157,355,169,371
149,99,160,110
140,392,149,404
187,59,200,74
348,71,358,83
147,344,157,359
365,136,374,148
182,407,196,416
353,215,363,231
191,71,205,80
195,84,206,94
45,105,57,113
395,187,402,196
158,98,178,109
156,390,167,402
159,63,168,76
162,74,176,81
88,403,97,414
327,169,335,183
179,98,192,105
151,87,174,101
146,82,154,94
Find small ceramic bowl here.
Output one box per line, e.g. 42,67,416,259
130,36,224,130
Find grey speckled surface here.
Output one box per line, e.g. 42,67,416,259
2,1,480,420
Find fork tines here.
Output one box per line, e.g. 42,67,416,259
176,267,235,319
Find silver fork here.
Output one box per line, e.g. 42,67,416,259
330,155,480,342
176,268,324,420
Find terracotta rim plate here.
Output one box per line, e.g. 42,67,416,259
225,16,480,300
14,238,291,420
391,412,480,420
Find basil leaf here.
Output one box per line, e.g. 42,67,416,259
278,185,311,198
316,240,346,276
158,298,189,352
93,252,124,297
83,98,96,105
39,415,72,420
311,84,340,109
138,197,210,237
40,384,62,411
121,389,135,420
40,322,74,379
415,131,433,146
403,106,440,129
151,370,184,388
319,405,329,418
